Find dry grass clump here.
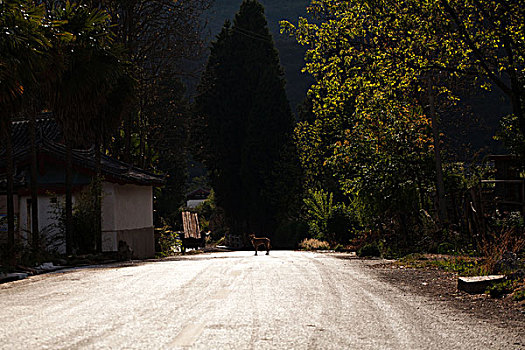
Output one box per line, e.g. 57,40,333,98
299,238,330,251
478,226,525,274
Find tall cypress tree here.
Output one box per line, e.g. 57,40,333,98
194,0,299,242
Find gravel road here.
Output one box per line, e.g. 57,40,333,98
0,250,523,349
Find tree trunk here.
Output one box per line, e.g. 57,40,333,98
1,118,16,262
124,112,132,163
428,83,448,224
139,126,145,169
95,137,102,253
29,110,39,254
65,141,73,255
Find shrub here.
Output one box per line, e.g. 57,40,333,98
157,227,181,257
48,181,100,254
334,244,344,252
513,288,525,302
71,188,99,254
357,243,381,257
193,190,228,243
303,189,357,244
375,239,414,259
437,242,455,255
486,280,514,298
298,238,330,251
215,236,225,246
479,212,525,273
274,220,309,249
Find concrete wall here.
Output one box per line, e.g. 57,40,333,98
102,183,153,231
101,183,155,258
10,182,155,258
18,194,73,254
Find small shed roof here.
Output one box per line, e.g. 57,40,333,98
186,188,210,200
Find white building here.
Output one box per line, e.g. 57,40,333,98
0,118,164,258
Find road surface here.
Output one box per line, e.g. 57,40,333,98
0,251,523,349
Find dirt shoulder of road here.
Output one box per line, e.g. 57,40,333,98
331,253,525,330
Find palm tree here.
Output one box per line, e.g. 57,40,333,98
0,0,48,261
47,1,130,254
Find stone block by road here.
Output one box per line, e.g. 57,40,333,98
457,275,505,294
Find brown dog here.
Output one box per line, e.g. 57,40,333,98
249,234,271,255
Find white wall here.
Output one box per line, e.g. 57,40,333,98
187,199,205,208
18,194,73,254
101,183,153,231
101,182,115,233
15,182,154,255
101,182,154,254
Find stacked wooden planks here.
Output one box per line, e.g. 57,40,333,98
182,211,200,239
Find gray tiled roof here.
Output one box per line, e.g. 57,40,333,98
0,116,165,186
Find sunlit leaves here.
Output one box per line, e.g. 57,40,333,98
282,0,442,226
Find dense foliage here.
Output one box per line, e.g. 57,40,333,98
283,0,524,249
282,0,438,241
1,0,524,261
303,189,356,244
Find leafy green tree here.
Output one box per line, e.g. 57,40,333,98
326,104,435,236
282,0,441,235
284,0,525,231
283,0,525,235
438,0,525,143
294,96,351,198
284,0,524,150
194,0,300,241
495,114,524,157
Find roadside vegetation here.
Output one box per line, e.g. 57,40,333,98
277,0,525,298
178,1,525,287
298,238,330,251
